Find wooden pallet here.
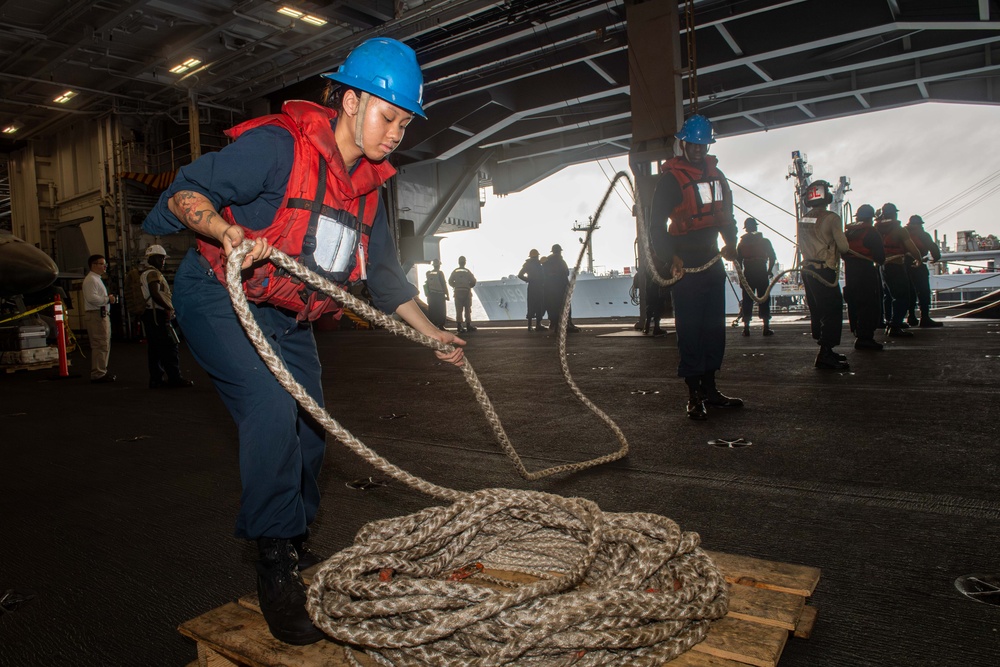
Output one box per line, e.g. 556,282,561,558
179,551,820,667
1,346,64,373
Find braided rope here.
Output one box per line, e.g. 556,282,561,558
636,204,841,301
223,174,728,664
309,488,728,666
225,242,627,485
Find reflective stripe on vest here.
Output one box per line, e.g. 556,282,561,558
661,156,728,236
196,100,394,320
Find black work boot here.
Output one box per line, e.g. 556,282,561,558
854,338,884,351
291,530,326,571
527,319,533,331
762,322,774,337
686,391,708,421
535,318,545,331
920,311,943,328
685,376,707,421
887,325,913,338
815,346,850,370
255,538,326,645
701,371,744,408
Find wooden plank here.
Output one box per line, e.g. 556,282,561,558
726,583,805,631
238,594,260,614
705,551,820,597
197,643,239,667
186,551,818,667
193,600,757,667
178,602,361,667
692,616,788,667
665,649,755,666
793,605,818,639
236,591,778,666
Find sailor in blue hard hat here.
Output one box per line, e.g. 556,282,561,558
321,37,426,159
673,114,715,170
649,114,742,420
143,36,465,646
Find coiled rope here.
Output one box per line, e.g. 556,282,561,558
224,176,728,666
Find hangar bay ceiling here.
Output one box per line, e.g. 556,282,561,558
1,0,999,254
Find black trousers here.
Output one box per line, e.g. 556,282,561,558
740,266,771,324
142,308,182,382
881,263,910,328
906,262,932,318
545,284,571,327
843,258,881,340
803,266,843,348
427,293,447,328
525,283,545,321
671,262,726,378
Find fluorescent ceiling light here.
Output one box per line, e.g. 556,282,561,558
53,91,77,104
277,6,326,25
2,125,19,134
169,58,202,74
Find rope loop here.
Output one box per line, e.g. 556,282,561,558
306,487,729,666
226,240,629,486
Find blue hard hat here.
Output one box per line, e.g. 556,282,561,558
675,114,716,144
855,204,876,220
321,38,426,118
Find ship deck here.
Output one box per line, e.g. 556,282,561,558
2,313,999,666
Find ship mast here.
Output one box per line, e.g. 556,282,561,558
572,216,599,274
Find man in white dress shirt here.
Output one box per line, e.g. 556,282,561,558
82,254,116,383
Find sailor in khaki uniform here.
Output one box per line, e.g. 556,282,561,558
448,256,477,333
798,180,850,370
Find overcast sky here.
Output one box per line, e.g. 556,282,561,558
422,102,1000,292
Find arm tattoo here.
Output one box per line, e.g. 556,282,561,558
173,190,220,231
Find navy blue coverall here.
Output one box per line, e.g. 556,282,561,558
649,171,738,381
144,126,417,541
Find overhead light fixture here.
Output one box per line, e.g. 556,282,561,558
53,90,77,104
3,124,19,134
277,7,327,26
169,58,202,74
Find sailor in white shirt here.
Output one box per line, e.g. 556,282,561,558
82,254,116,382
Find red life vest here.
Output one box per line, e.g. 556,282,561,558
197,100,395,321
906,225,929,256
739,232,769,261
875,219,905,257
659,156,730,236
845,221,875,260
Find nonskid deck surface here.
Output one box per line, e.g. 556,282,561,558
2,317,998,666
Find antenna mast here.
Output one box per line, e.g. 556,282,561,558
572,216,599,274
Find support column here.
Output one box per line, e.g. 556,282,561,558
188,91,202,161
626,0,683,323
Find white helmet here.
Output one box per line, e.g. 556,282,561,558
145,244,167,258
